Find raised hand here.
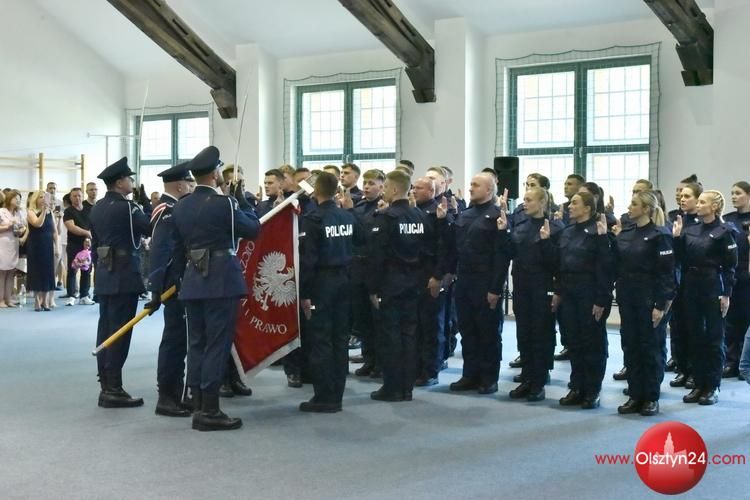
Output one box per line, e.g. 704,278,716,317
596,214,607,235
612,219,623,236
720,296,730,318
499,188,509,212
341,189,354,210
377,199,388,211
256,185,263,201
651,308,664,327
672,215,683,237
539,219,551,240
436,196,448,219
592,304,605,322
450,196,458,212
496,210,508,230
553,209,563,221
408,189,416,208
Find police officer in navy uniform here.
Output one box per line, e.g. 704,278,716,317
298,171,357,413
411,176,449,387
614,191,675,416
672,189,738,405
341,169,384,378
368,170,426,402
722,181,750,378
553,191,615,409
142,162,194,417
439,173,510,395
90,157,151,408
499,186,563,402
173,146,261,431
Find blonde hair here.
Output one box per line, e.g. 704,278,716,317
27,190,45,212
633,191,666,227
702,189,725,220
525,186,550,215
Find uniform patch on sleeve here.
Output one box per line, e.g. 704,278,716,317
659,249,673,256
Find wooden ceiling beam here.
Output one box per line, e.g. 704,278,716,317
644,0,714,86
339,0,435,103
107,0,238,117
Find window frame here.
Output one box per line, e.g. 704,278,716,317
507,55,651,177
295,78,397,168
133,111,210,169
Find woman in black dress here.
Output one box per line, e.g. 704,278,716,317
26,190,58,311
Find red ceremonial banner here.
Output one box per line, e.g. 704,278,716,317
232,204,300,377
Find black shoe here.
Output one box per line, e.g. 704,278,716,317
617,398,641,415
669,373,687,387
685,376,695,389
512,373,524,383
509,382,531,399
698,389,718,405
665,357,676,372
581,394,600,410
218,383,235,397
192,393,242,431
509,355,523,368
623,387,630,396
286,374,302,388
554,347,569,361
403,391,413,401
439,360,449,371
348,335,362,350
612,367,627,381
740,373,746,381
299,398,341,413
98,370,143,408
155,392,191,417
370,387,404,402
414,376,438,387
559,389,583,406
526,388,545,402
354,363,374,377
230,379,252,396
640,400,659,416
183,387,200,412
723,365,739,378
478,383,498,395
349,354,364,363
683,388,702,403
449,377,479,391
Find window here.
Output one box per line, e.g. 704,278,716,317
509,57,651,215
296,80,397,172
134,112,210,191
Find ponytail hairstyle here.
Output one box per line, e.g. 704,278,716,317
703,189,726,221
635,190,666,227
581,181,605,214
574,190,598,220
681,173,699,184
652,189,667,213
525,186,550,216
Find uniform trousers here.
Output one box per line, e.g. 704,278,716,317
184,298,239,394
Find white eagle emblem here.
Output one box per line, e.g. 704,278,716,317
253,252,297,311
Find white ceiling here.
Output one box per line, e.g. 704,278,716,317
31,0,715,75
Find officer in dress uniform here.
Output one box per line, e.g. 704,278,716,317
412,176,449,387
368,170,426,402
172,146,261,431
298,172,357,413
90,157,151,408
673,190,738,405
614,191,675,416
439,173,510,395
142,162,194,417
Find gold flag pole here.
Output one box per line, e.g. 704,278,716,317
90,178,316,356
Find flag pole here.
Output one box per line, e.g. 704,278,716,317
91,179,315,356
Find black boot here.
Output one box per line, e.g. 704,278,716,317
230,379,253,396
698,388,718,405
370,387,404,402
554,347,569,361
509,355,523,368
685,376,695,389
299,397,341,413
559,389,583,406
722,365,739,378
155,386,191,417
449,377,479,391
98,370,144,408
192,392,242,431
581,393,600,410
512,373,523,383
640,400,659,416
617,398,641,415
509,382,531,399
286,374,302,388
665,357,676,372
219,382,235,398
477,382,498,395
526,387,545,402
682,387,702,403
354,362,374,377
612,367,627,381
669,373,687,387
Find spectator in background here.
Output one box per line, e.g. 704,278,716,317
323,164,341,180
55,193,70,293
83,182,98,211
0,190,27,307
26,190,58,311
150,191,161,208
63,187,94,306
46,182,62,212
340,164,363,204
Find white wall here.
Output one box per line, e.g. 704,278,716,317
0,0,124,193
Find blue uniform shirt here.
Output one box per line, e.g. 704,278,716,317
148,193,184,295
173,185,260,300
675,218,739,296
